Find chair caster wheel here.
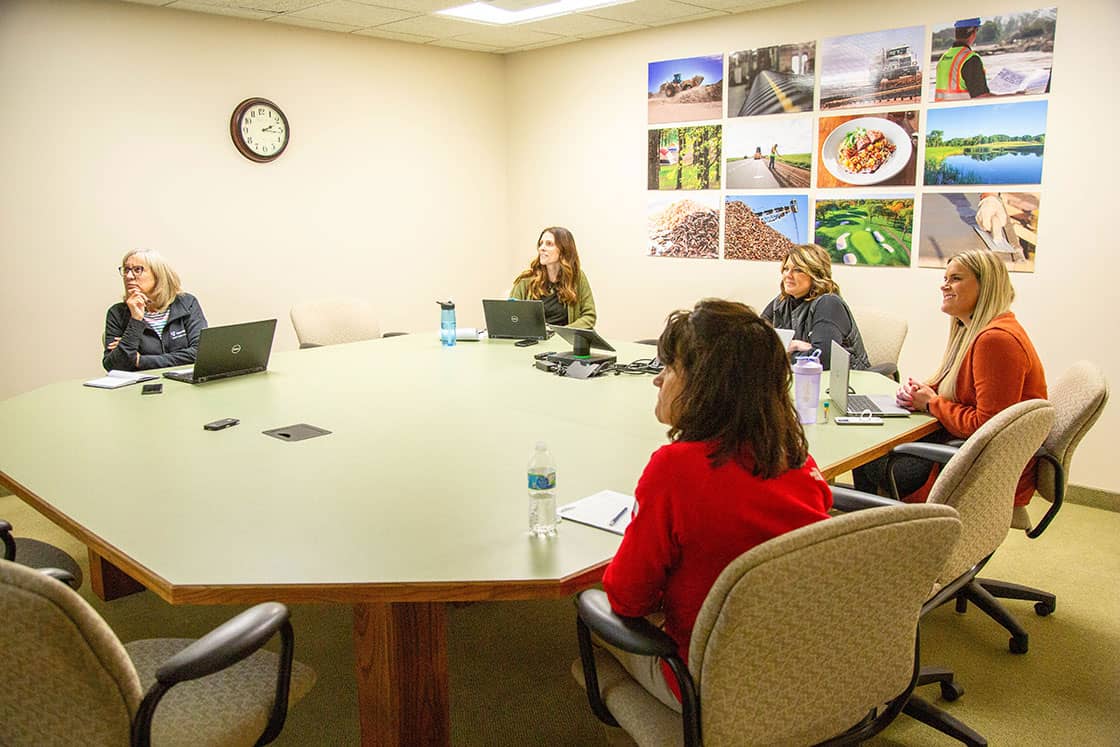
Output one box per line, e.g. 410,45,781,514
1034,600,1055,617
940,681,964,701
1009,635,1029,654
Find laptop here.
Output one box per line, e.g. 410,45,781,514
482,299,552,340
164,319,277,384
829,341,910,417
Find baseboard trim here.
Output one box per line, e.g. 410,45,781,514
1067,484,1120,513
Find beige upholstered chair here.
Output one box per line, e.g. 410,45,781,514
851,306,908,380
0,559,316,746
836,399,1055,656
0,518,82,589
573,503,962,747
969,362,1108,620
290,297,382,349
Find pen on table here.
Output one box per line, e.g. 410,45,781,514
608,506,629,527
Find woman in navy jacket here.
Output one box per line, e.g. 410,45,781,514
102,249,207,371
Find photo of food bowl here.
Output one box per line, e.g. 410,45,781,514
821,117,912,185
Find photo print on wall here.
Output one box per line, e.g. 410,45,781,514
929,8,1056,101
919,192,1039,272
648,55,724,125
725,194,809,261
817,110,920,188
924,100,1047,185
725,117,811,189
647,125,722,190
814,196,914,267
727,42,816,117
819,26,925,110
649,193,721,259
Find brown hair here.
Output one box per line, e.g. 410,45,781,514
514,227,582,306
657,299,809,478
778,244,840,301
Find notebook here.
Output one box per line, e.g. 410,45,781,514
163,319,277,385
829,341,910,417
482,299,551,340
558,490,634,536
84,370,158,389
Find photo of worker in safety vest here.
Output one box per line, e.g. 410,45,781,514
928,9,1056,102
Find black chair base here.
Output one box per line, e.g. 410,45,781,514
953,579,1032,654
904,695,987,746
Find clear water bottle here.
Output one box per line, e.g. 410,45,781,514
792,350,823,425
438,300,456,347
527,441,558,537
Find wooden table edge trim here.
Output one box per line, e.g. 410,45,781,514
819,419,940,481
0,472,173,600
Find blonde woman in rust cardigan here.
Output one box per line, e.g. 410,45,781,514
855,249,1046,506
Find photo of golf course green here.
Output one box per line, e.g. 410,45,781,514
814,198,913,266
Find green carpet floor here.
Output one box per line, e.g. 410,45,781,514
2,491,1118,745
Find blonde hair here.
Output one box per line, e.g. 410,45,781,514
779,244,840,301
120,249,182,312
929,250,1015,401
514,227,582,306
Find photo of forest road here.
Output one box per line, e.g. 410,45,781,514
649,198,720,258
724,197,806,260
815,198,913,266
727,42,815,116
648,126,722,190
919,192,1038,272
648,55,724,124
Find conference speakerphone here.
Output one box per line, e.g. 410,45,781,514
547,325,616,366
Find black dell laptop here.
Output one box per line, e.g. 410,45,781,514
164,319,277,384
482,299,552,340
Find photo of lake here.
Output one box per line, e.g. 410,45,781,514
925,100,1047,185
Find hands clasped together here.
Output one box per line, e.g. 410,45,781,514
896,377,936,413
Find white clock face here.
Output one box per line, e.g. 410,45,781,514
239,105,287,157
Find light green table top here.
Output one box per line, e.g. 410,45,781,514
0,334,935,604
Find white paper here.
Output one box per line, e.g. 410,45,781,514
558,489,635,535
83,370,158,389
988,67,1027,94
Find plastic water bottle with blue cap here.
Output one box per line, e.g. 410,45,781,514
437,300,456,347
792,349,823,424
527,441,558,537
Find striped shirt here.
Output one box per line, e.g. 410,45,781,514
144,308,171,338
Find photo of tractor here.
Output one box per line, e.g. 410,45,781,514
658,73,705,97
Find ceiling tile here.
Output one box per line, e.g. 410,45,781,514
285,0,415,25
120,0,175,6
515,12,631,36
646,7,725,25
186,0,322,11
430,39,505,52
450,27,562,46
266,15,361,31
353,27,437,42
351,0,464,12
373,14,485,37
166,1,275,19
584,0,717,25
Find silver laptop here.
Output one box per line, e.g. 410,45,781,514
482,299,551,340
164,319,277,384
829,341,910,417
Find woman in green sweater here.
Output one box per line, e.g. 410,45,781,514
510,226,597,329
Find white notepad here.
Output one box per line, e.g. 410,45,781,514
558,490,635,536
83,370,158,389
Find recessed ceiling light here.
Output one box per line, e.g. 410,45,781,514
436,0,636,25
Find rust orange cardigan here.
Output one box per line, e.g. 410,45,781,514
925,312,1048,506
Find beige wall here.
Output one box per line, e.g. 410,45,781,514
505,0,1120,492
1,0,1117,492
0,0,507,397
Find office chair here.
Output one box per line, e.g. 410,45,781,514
0,518,83,589
851,306,908,381
573,503,966,746
889,363,1108,640
0,558,316,746
290,297,404,348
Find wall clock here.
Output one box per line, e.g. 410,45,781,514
230,97,289,163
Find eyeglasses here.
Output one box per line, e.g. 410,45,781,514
118,265,146,278
781,266,806,276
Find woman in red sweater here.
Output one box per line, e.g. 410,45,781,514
601,299,833,710
856,249,1047,504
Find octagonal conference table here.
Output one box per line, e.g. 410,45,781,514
0,333,936,746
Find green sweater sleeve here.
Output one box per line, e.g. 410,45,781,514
567,271,597,329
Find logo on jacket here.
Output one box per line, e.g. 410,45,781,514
231,344,242,354
511,315,520,323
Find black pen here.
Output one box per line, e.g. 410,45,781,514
608,506,629,527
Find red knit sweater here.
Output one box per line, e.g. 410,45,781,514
928,312,1047,506
603,440,833,699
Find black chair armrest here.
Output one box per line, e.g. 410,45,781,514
574,590,701,747
382,332,409,338
891,442,960,465
576,589,676,658
298,342,322,349
1027,447,1064,538
831,486,901,512
0,520,14,561
132,602,295,747
37,567,80,589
